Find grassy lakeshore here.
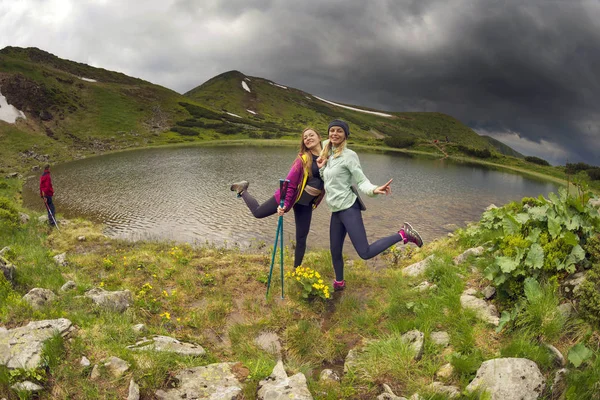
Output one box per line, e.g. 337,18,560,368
2,157,600,399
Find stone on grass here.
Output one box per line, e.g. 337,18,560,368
460,290,499,326
466,358,545,399
38,215,48,223
551,368,568,397
413,281,437,292
254,331,282,358
155,362,243,400
127,335,205,356
60,281,76,292
128,378,140,400
482,286,496,299
11,381,43,393
543,343,566,367
319,369,340,383
90,365,100,380
377,383,407,400
104,356,130,377
80,356,91,367
77,236,86,242
0,255,15,284
453,246,485,265
401,330,424,361
132,323,146,333
19,212,30,224
344,348,360,373
402,255,435,277
0,319,72,369
429,382,460,398
562,272,586,298
257,360,313,400
430,331,450,347
23,288,57,309
53,253,67,266
84,287,132,312
558,303,574,318
436,363,454,379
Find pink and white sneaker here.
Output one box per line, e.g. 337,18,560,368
399,222,423,248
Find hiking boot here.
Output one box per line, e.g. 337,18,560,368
400,222,423,248
333,280,346,292
230,180,249,197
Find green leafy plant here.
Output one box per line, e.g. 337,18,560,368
568,343,593,368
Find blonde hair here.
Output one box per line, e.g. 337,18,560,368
298,127,322,178
320,136,346,160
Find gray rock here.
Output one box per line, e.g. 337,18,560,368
11,381,43,392
155,362,243,400
0,255,15,284
132,323,146,333
430,331,450,347
77,236,86,242
344,348,360,373
104,356,129,377
53,253,67,267
80,356,91,367
562,272,587,298
319,369,340,383
466,358,545,399
127,335,206,356
454,247,485,265
5,172,19,179
257,360,313,400
60,281,76,292
413,281,437,292
377,383,407,400
84,287,132,313
557,303,574,318
401,330,424,361
0,318,72,369
23,288,56,309
589,197,600,208
90,364,100,380
402,255,435,277
543,343,566,367
429,382,460,398
128,378,140,400
551,368,568,398
460,290,499,326
255,331,282,358
38,215,48,223
482,286,496,300
436,363,454,379
19,212,30,224
464,288,478,296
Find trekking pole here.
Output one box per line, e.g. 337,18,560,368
42,197,60,231
266,179,290,299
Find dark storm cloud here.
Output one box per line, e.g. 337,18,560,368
1,0,599,164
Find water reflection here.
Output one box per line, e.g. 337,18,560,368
23,145,559,253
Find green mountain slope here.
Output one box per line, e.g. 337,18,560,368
481,135,524,158
0,47,523,173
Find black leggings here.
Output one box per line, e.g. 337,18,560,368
330,200,402,281
241,192,313,267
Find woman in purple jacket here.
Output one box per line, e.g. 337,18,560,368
230,128,325,268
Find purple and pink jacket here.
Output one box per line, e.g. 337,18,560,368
273,156,325,212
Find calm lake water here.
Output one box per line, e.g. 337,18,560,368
23,145,559,252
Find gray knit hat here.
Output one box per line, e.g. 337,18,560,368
328,120,350,138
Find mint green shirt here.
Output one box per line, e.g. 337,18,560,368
320,145,378,212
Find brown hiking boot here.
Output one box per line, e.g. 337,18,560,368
230,180,249,196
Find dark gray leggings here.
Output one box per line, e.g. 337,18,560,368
241,192,313,267
330,200,402,281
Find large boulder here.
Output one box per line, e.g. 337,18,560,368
0,319,72,369
257,360,313,400
23,288,56,309
127,335,205,356
84,287,132,312
466,358,545,399
155,362,243,400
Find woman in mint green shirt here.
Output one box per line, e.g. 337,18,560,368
317,120,423,292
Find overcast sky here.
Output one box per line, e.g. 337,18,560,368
1,0,598,165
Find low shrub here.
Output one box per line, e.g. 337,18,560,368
456,145,492,159
578,263,600,329
525,156,550,166
170,126,198,136
384,136,416,149
0,197,19,227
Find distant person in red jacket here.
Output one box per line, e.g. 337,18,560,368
229,128,325,268
39,164,56,226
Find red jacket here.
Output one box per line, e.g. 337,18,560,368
40,171,54,197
